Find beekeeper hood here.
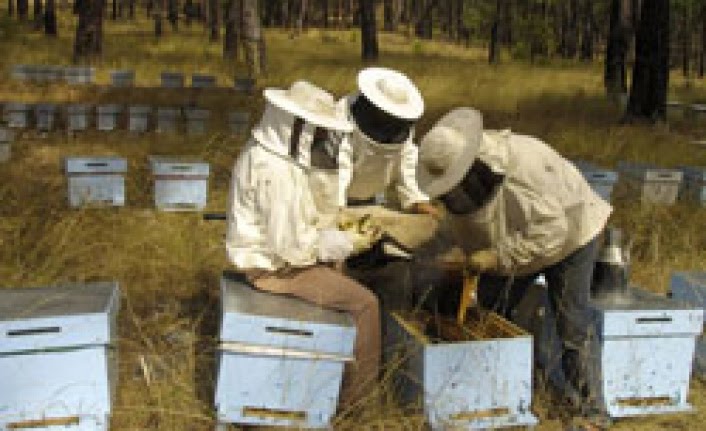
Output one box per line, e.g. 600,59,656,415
416,108,484,198
351,67,424,145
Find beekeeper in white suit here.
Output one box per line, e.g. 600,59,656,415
226,81,381,405
338,67,439,218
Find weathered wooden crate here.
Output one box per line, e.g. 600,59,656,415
4,102,32,129
151,157,209,211
156,107,181,133
215,274,355,430
573,160,619,202
35,103,58,132
128,105,152,133
66,104,92,132
191,74,216,88
616,162,683,205
387,311,538,430
64,67,95,85
670,272,706,378
229,112,250,136
110,70,135,88
679,166,706,206
96,105,123,132
0,282,120,431
65,157,127,208
161,71,185,88
184,108,210,135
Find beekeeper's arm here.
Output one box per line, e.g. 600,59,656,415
337,133,353,207
396,138,442,218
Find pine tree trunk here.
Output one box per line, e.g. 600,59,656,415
223,0,240,59
111,0,117,19
8,0,14,17
168,0,178,29
489,0,500,64
17,0,28,19
153,0,162,37
625,0,670,122
33,0,43,29
579,0,594,61
320,0,328,28
605,0,628,95
383,0,394,31
681,4,690,78
701,4,706,78
45,0,57,35
242,0,265,76
209,0,219,40
74,0,105,61
360,0,378,61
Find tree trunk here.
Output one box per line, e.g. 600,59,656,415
223,0,240,59
605,0,628,95
415,0,436,39
489,0,500,64
17,0,28,19
128,0,134,18
153,0,162,37
701,4,706,78
625,0,669,123
242,0,265,76
33,0,43,29
579,0,594,61
45,0,57,35
295,0,307,35
111,0,117,19
8,0,14,17
74,0,105,61
680,3,690,78
360,0,378,61
167,0,178,30
320,0,328,28
209,0,219,40
383,0,394,31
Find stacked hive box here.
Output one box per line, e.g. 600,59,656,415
65,157,128,208
0,282,120,431
616,162,683,204
679,166,706,206
670,272,706,378
215,274,355,430
387,311,538,430
573,161,619,202
150,157,210,211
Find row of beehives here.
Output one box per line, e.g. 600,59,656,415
667,100,706,120
11,64,256,93
0,102,251,136
62,156,209,211
1,272,704,431
574,159,705,206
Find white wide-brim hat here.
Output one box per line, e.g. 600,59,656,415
358,67,424,120
264,81,354,132
417,108,484,198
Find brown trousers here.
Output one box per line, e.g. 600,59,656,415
249,265,381,405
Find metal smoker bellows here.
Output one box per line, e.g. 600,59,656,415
591,227,631,304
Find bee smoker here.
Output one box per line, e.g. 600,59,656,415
591,227,632,304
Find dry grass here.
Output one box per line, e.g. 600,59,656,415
0,6,705,431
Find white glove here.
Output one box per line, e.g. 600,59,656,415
317,229,355,262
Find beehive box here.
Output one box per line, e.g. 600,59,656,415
616,162,683,204
670,272,706,378
128,105,152,133
11,64,31,80
0,282,120,431
234,78,255,95
679,166,706,206
588,288,703,418
110,70,135,87
96,105,123,132
215,274,355,429
34,66,63,82
573,160,619,202
184,108,210,135
191,74,216,88
65,157,127,208
35,103,58,132
387,311,538,430
64,67,95,85
66,104,92,132
156,107,180,133
229,112,250,136
4,102,32,129
161,71,184,88
0,127,12,163
150,157,209,211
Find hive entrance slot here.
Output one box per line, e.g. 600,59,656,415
242,407,307,421
636,317,673,324
7,326,61,336
265,326,314,337
615,396,674,407
398,310,526,343
8,416,80,429
450,407,511,421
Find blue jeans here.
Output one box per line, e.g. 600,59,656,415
477,237,600,400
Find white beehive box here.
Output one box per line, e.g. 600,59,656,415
96,105,123,132
156,107,180,133
35,103,58,133
191,74,216,88
215,274,355,429
64,67,95,85
66,104,92,132
184,108,210,135
128,105,152,133
150,157,209,211
110,70,135,88
0,127,12,163
387,311,538,430
679,166,706,206
4,102,31,129
11,64,31,80
617,162,683,204
161,71,184,88
0,282,120,431
574,160,619,202
588,288,703,418
670,272,706,378
65,157,127,208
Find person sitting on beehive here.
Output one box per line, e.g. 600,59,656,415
416,107,613,411
225,81,381,405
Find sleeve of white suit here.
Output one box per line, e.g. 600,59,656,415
396,137,430,209
494,191,569,272
337,133,353,207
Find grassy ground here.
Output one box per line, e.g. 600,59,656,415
0,7,705,431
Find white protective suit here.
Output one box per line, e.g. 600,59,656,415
226,105,348,271
338,94,429,209
448,130,613,276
